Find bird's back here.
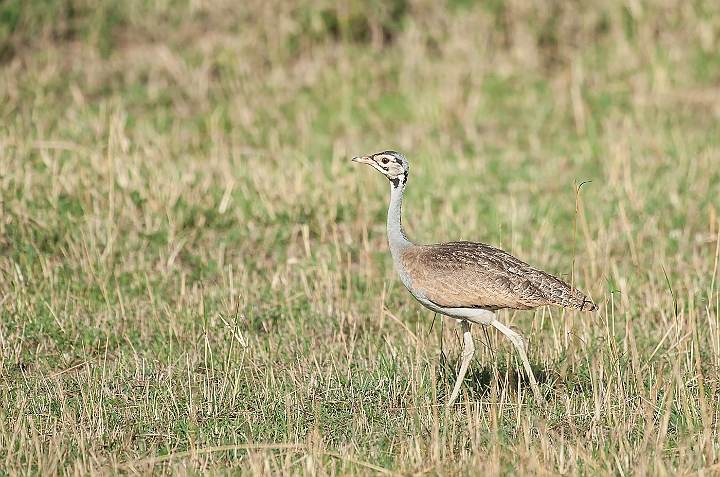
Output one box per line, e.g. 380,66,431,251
400,241,597,312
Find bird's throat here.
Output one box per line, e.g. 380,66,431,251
387,180,412,261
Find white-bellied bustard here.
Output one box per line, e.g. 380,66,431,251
353,151,597,406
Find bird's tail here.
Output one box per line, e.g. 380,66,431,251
568,288,597,312
548,277,598,312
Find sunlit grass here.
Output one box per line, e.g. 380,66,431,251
1,0,719,474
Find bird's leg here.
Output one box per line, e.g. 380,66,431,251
490,320,546,406
447,320,475,406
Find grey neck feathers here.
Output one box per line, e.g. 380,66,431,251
387,178,412,262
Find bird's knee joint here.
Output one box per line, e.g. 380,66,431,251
508,335,526,351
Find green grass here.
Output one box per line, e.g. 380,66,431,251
1,0,720,474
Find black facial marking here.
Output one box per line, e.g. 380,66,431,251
389,172,407,188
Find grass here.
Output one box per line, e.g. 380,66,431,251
1,0,719,474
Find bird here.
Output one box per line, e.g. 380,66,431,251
352,151,597,406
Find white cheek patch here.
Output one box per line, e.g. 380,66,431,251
389,164,404,176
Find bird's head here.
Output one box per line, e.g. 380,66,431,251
352,151,409,188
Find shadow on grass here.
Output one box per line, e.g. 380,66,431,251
437,351,554,402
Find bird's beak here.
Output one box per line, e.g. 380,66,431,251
351,155,374,166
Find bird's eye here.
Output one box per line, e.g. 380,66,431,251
381,157,389,164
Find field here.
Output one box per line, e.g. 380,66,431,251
1,0,720,474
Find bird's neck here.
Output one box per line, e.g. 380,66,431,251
387,180,412,259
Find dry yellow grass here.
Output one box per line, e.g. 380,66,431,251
1,0,719,474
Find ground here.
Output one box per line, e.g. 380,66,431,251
1,0,719,474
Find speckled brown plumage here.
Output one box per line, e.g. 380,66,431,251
400,241,597,312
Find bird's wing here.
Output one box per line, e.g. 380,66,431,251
400,241,595,311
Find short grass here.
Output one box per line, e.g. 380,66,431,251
1,0,720,474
